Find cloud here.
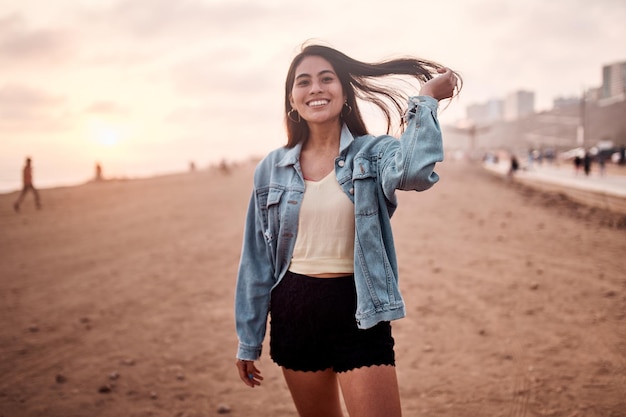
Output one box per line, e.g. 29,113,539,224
0,84,70,131
0,13,75,68
85,100,129,115
84,0,284,38
442,0,626,114
169,53,283,97
166,99,281,126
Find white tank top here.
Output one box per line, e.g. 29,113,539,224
289,170,355,274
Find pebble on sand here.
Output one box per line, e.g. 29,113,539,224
98,385,112,394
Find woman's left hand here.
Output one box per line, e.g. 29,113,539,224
419,68,457,101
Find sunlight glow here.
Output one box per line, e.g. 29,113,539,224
95,127,121,146
86,119,131,148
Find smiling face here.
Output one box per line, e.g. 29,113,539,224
289,55,346,127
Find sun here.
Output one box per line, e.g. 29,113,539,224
94,126,121,146
85,119,129,147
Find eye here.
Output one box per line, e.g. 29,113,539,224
322,76,334,83
295,79,309,87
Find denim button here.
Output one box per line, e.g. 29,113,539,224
337,160,345,167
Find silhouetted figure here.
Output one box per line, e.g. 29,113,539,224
508,155,519,178
95,163,103,181
583,152,592,176
219,159,230,174
573,155,582,175
14,157,41,212
189,161,196,172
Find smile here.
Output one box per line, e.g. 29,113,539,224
307,99,329,107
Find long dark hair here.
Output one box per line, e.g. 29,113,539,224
284,42,461,147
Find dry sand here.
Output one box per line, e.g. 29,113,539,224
1,159,625,417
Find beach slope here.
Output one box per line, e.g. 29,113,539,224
1,160,624,417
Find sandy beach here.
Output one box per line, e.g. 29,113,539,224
1,159,624,417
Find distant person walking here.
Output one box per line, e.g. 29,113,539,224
95,163,103,181
13,157,41,212
573,155,582,175
583,152,592,176
508,154,519,178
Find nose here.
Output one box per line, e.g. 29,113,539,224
309,79,323,94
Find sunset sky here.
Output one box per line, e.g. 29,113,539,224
1,0,624,192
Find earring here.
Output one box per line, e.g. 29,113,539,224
287,108,301,123
342,101,353,117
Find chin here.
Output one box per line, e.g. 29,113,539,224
305,114,342,125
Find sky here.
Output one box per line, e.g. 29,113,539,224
1,0,625,192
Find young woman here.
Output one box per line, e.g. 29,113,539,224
235,42,460,417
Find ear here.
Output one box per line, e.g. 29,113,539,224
289,95,295,109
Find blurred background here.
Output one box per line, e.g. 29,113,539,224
1,0,625,192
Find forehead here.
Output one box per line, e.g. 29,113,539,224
294,55,335,77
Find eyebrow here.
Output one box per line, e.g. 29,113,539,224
295,69,336,80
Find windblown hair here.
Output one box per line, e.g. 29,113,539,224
284,42,462,148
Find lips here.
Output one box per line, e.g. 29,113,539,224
307,99,329,107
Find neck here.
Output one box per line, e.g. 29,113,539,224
305,120,342,152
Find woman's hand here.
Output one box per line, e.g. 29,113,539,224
420,67,457,101
236,359,263,388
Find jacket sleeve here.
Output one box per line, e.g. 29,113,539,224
234,187,275,360
380,95,443,200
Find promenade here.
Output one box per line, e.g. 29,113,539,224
484,160,626,214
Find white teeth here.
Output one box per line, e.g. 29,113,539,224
308,100,329,107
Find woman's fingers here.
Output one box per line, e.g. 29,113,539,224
421,67,457,100
236,359,263,388
437,68,457,99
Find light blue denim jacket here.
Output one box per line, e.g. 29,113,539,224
235,96,442,360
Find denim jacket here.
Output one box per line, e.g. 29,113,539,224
235,96,442,360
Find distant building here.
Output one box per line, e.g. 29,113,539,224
466,98,504,125
601,61,626,101
553,96,581,109
585,87,601,102
504,90,535,121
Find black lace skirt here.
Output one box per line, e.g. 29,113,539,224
269,271,395,372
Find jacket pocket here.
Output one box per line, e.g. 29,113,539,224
263,187,284,243
352,157,379,216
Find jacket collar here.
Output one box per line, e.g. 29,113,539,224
276,143,302,167
339,123,355,154
275,123,355,167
